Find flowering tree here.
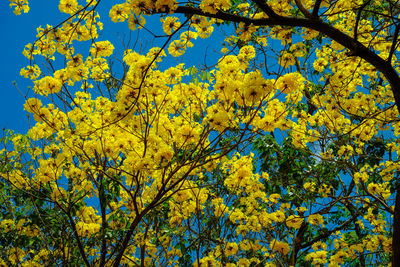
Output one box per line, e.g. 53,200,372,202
2,0,400,266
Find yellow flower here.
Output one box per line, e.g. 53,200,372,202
270,240,290,255
286,215,304,229
90,41,114,57
237,258,250,266
242,71,267,102
353,171,368,183
0,219,15,232
20,64,41,80
314,58,328,72
238,45,256,60
193,17,214,38
34,76,63,96
59,0,78,14
236,22,256,41
128,14,146,31
312,241,328,251
308,214,324,226
8,247,25,264
180,31,198,48
221,46,229,53
337,145,354,159
212,197,227,217
269,193,281,203
9,0,29,15
296,206,308,213
303,28,319,40
229,209,246,223
305,250,328,265
24,98,43,113
168,40,186,57
273,27,292,45
290,43,306,57
196,255,217,267
109,3,130,22
155,0,178,12
161,16,181,35
76,221,101,237
276,72,305,94
200,0,231,14
271,210,285,222
278,51,296,68
224,242,239,256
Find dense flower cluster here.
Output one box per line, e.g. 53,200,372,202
1,0,399,266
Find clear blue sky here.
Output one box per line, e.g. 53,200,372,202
1,1,225,134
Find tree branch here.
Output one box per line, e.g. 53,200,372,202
171,5,400,115
290,222,308,266
251,0,279,18
300,211,358,249
98,171,108,267
354,0,372,41
62,206,91,267
388,22,400,63
393,187,400,266
294,0,313,18
312,0,323,17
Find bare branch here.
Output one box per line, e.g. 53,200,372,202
251,0,279,18
312,0,323,17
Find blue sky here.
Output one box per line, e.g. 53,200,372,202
1,2,58,133
1,2,126,133
1,1,225,134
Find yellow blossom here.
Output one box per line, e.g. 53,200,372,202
286,215,304,229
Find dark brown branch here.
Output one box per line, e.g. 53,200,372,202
354,5,362,41
112,209,146,266
290,222,308,266
300,211,358,249
294,0,313,18
349,205,366,266
354,0,372,41
171,5,400,114
140,224,150,266
62,206,91,267
156,4,400,265
312,0,323,17
98,171,108,267
252,0,279,18
112,181,168,267
393,188,400,266
388,22,400,63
